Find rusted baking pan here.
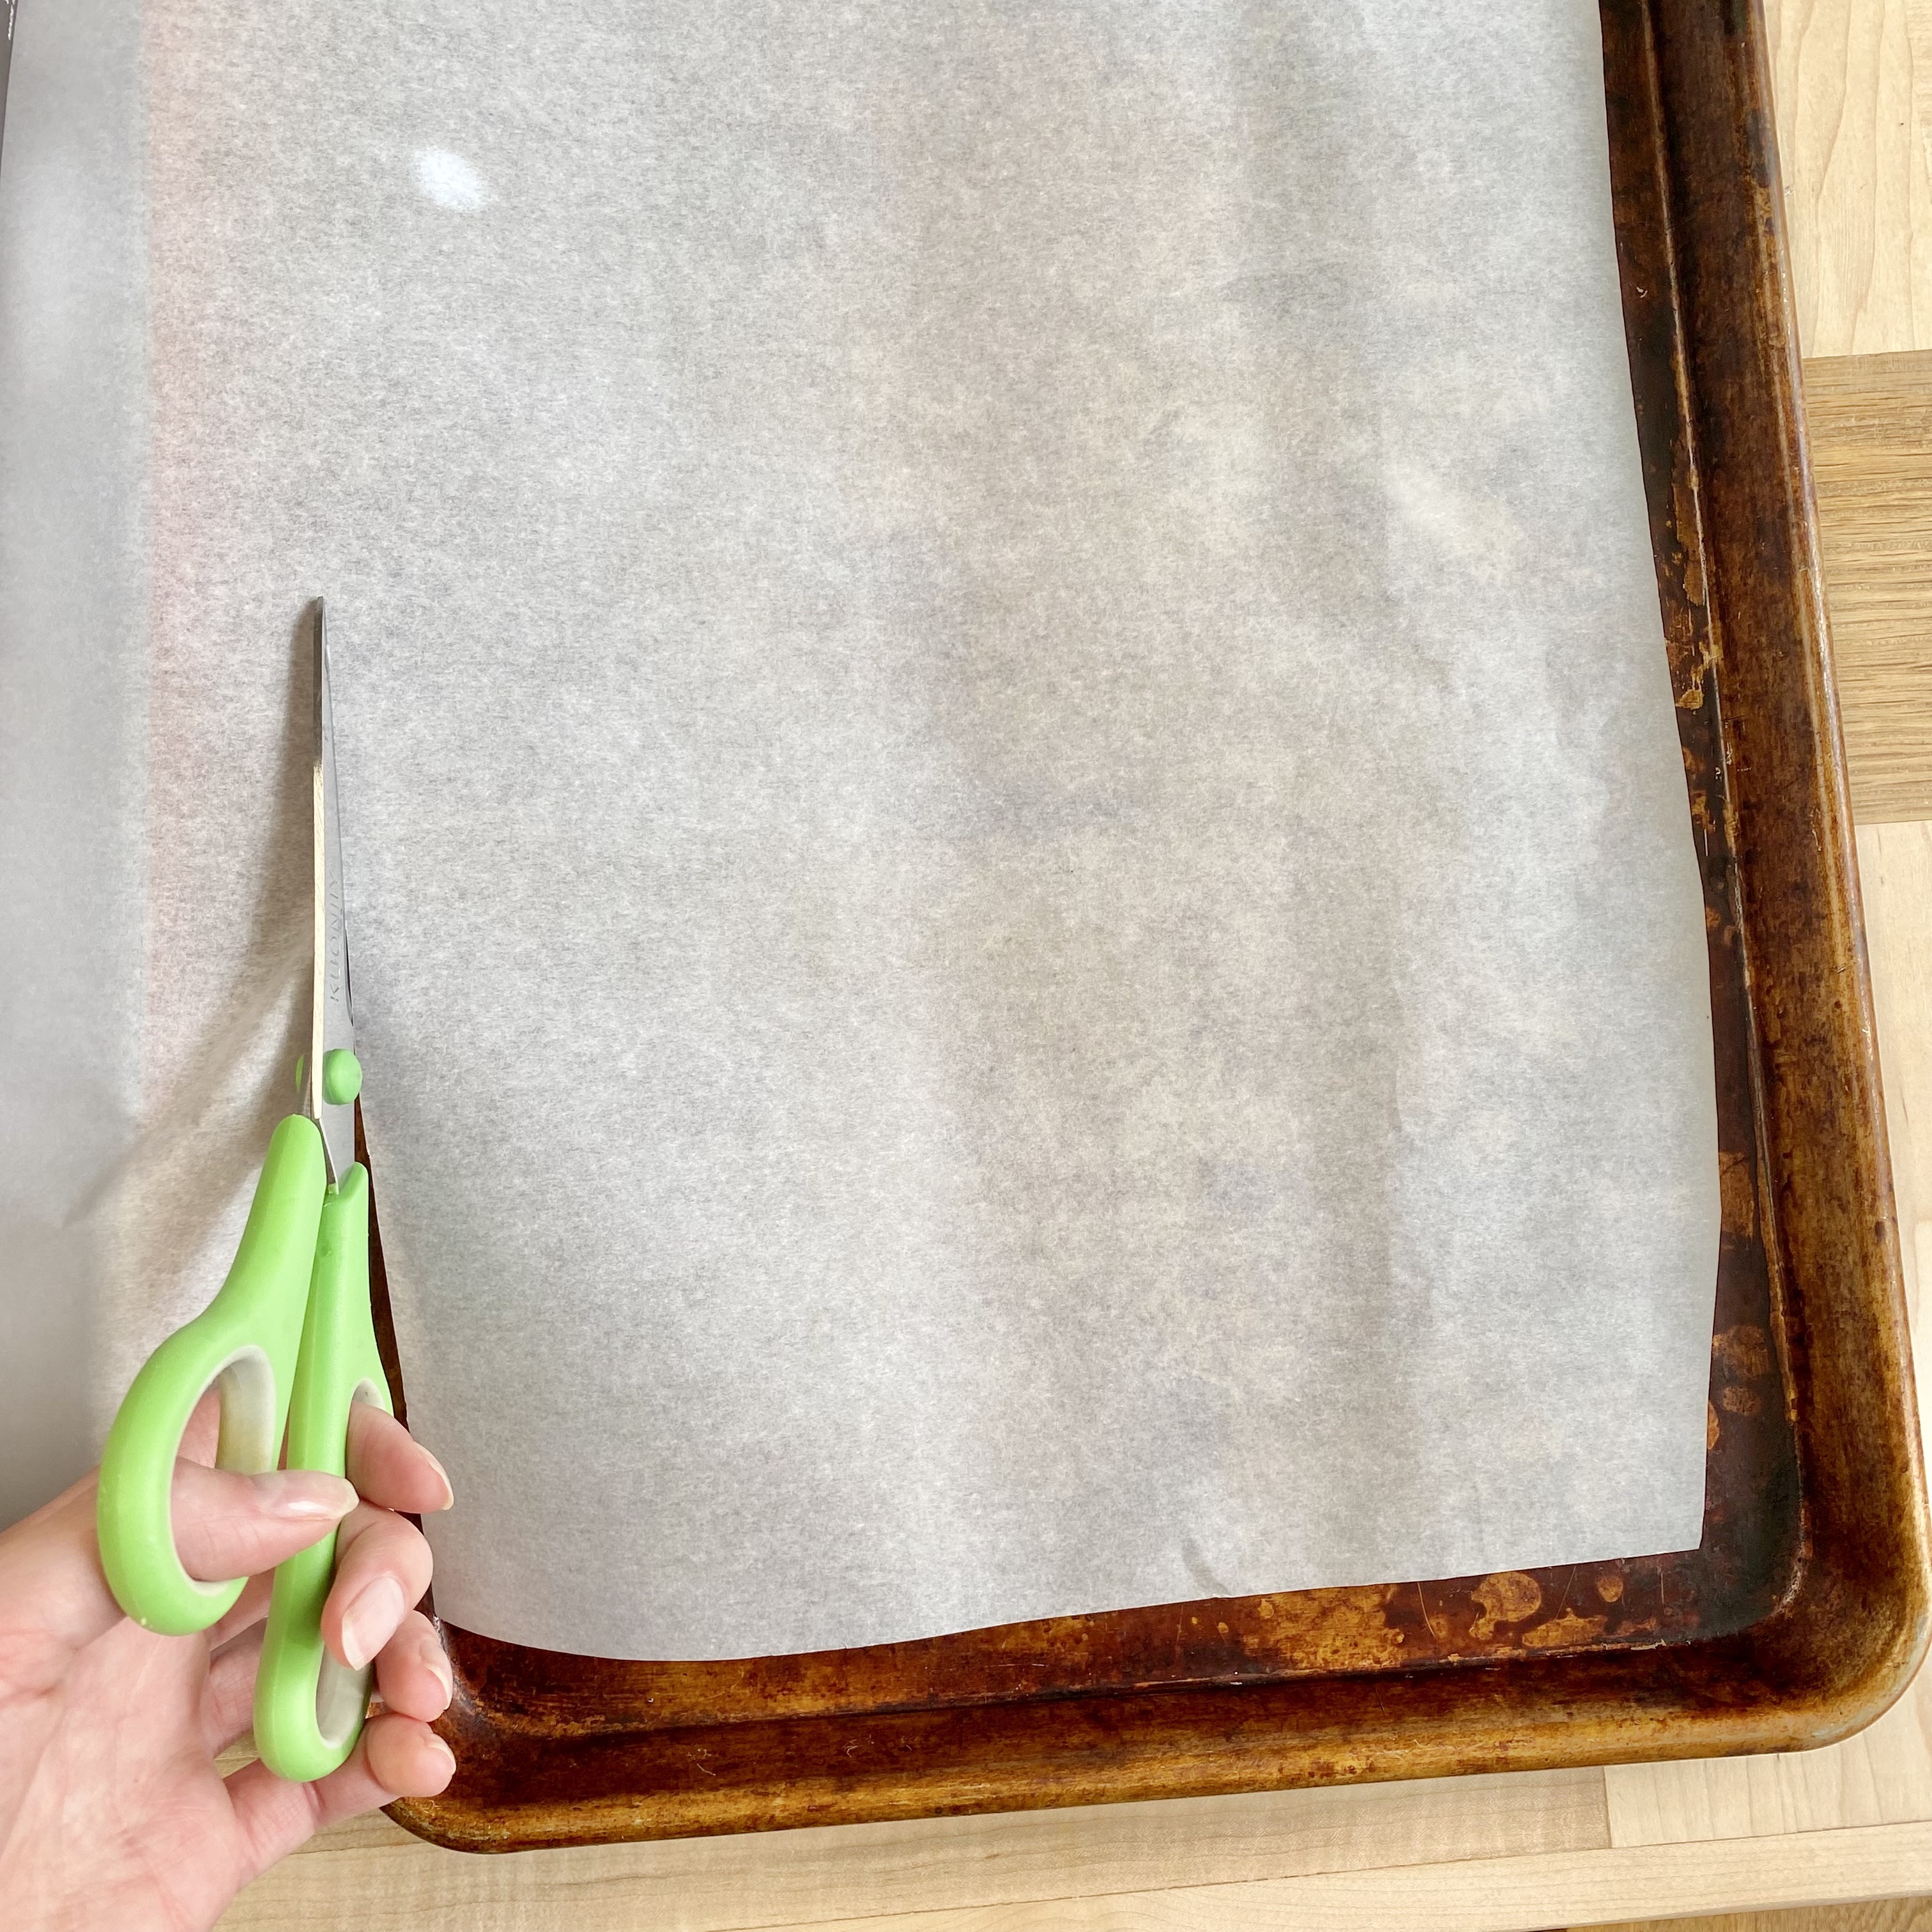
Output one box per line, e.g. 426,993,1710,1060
372,0,1930,1851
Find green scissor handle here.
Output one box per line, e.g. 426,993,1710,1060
254,1160,393,1782
98,1114,326,1634
97,1101,396,1784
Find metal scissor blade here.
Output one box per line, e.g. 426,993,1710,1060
310,599,358,1185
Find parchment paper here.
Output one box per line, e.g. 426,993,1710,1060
0,0,1719,1659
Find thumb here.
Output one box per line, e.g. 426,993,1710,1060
171,1462,358,1584
0,1466,355,1671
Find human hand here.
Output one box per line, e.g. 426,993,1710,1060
0,1398,456,1931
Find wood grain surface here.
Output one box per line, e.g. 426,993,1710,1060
1807,355,1932,820
1762,0,1932,356
1598,1905,1932,1932
214,0,1932,1924
218,1811,1932,1932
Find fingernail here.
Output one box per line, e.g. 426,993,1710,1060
418,1447,456,1512
426,1734,457,1777
421,1632,454,1705
340,1574,407,1670
254,1471,358,1522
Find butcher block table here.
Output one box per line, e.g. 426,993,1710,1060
216,1,1932,1925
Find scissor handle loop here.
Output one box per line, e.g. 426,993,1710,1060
96,1116,325,1635
254,1162,397,1782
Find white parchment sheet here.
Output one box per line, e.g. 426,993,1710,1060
0,0,1718,1658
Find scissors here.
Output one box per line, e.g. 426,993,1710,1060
96,600,394,1784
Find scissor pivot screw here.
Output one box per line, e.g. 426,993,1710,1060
323,1049,363,1105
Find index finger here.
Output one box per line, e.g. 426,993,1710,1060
343,1405,454,1516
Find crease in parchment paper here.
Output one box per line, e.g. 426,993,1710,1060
0,0,1719,1657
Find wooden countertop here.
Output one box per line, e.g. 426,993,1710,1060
218,3,1932,1924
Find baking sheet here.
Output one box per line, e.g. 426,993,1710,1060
0,0,1719,1659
